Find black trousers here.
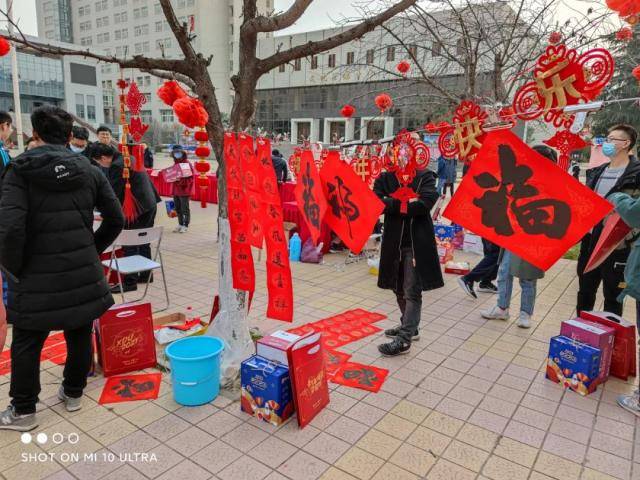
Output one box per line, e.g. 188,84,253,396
173,195,191,227
444,182,455,197
465,239,500,284
124,207,156,286
10,323,93,415
577,240,628,316
394,248,422,343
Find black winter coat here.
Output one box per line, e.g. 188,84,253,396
272,155,289,183
0,145,125,331
106,154,161,216
374,170,444,292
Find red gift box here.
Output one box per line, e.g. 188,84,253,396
579,311,636,380
287,332,329,428
256,330,302,367
95,303,157,377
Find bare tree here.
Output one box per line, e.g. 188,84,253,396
1,0,419,380
340,0,615,120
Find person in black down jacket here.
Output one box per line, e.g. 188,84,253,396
0,106,124,431
374,168,444,356
271,149,289,183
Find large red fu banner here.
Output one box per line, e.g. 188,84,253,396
443,130,613,270
320,151,385,254
294,150,328,245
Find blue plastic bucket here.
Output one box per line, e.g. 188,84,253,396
165,336,224,406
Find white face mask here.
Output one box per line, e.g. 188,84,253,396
69,144,84,153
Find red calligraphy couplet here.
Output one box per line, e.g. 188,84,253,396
256,137,294,322
294,150,328,245
320,151,385,254
224,132,255,293
238,133,264,249
443,130,613,271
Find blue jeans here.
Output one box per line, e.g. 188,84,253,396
497,251,537,315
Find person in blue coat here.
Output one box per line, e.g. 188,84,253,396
436,155,447,195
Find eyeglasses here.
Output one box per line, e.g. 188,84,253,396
606,137,629,143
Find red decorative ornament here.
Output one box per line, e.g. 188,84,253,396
125,82,146,116
633,65,640,82
424,122,438,133
128,116,149,143
549,32,563,45
438,101,488,162
512,44,614,129
195,146,211,158
0,37,11,57
616,27,634,41
116,78,128,90
375,93,393,113
117,73,138,223
194,130,208,142
157,80,186,107
193,126,210,208
607,0,640,22
340,104,355,118
173,97,209,129
396,60,411,75
543,129,588,172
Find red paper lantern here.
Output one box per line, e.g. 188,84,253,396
396,60,411,75
195,146,211,158
194,130,209,142
549,31,563,44
0,37,11,57
194,161,211,174
340,104,355,118
633,65,640,81
375,93,393,113
173,97,209,129
157,80,187,107
616,27,634,41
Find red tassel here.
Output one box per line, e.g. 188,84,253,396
132,144,145,171
122,182,139,224
200,194,207,209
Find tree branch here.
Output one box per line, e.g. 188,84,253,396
257,0,418,74
158,0,198,61
246,0,313,33
140,68,196,90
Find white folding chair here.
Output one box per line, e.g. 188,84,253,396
102,226,170,312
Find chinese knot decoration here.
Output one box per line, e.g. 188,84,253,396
512,44,614,129
438,101,488,163
117,76,139,223
125,82,149,143
0,37,11,57
384,131,430,212
543,130,588,172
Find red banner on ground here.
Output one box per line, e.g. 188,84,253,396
331,362,389,392
294,150,328,245
320,151,385,254
443,130,613,270
98,373,162,404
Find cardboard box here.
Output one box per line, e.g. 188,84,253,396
95,303,157,377
256,330,302,366
444,261,470,275
560,318,614,386
240,355,294,426
546,335,601,396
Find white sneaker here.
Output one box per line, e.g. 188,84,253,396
481,305,509,320
173,226,182,233
517,312,531,329
179,226,188,233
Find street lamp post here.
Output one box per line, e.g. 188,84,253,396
7,0,23,151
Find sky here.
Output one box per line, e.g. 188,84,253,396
8,0,604,37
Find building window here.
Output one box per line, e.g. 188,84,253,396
75,94,85,118
154,2,162,14
328,53,335,68
407,45,417,58
160,109,174,123
432,41,442,57
311,56,318,70
96,16,109,28
86,95,96,121
79,5,90,15
95,0,108,12
140,110,152,123
43,1,52,12
278,64,285,73
115,46,123,56
115,12,128,23
80,21,91,32
143,41,150,52
155,21,163,32
386,46,395,62
366,49,374,64
141,6,148,17
144,76,151,87
346,52,354,65
97,32,110,43
134,25,149,36
178,0,186,7
294,58,301,71
133,8,140,18
45,16,54,26
80,37,92,46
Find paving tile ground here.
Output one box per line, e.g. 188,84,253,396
1,188,639,479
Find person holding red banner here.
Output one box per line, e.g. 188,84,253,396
577,124,640,316
374,168,444,356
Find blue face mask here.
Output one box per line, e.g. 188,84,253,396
174,152,184,160
602,142,617,158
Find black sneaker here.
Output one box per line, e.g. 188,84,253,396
378,339,411,356
384,326,420,341
457,277,477,299
478,282,498,294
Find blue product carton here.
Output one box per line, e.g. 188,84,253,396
546,335,601,396
433,224,454,241
241,355,294,426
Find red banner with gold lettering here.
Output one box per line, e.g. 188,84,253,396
294,150,328,245
238,133,264,249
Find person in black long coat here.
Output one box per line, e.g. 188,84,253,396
0,106,124,431
374,168,444,356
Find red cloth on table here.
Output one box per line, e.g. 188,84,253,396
279,182,296,203
282,201,332,253
149,169,218,204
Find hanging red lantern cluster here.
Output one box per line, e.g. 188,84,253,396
0,37,11,57
157,80,186,106
616,27,634,41
116,75,139,223
607,0,640,24
549,32,563,45
396,60,411,75
193,127,211,208
375,93,393,113
172,97,209,129
340,104,355,118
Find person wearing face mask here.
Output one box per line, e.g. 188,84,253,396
68,126,90,157
170,145,194,233
577,124,640,316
